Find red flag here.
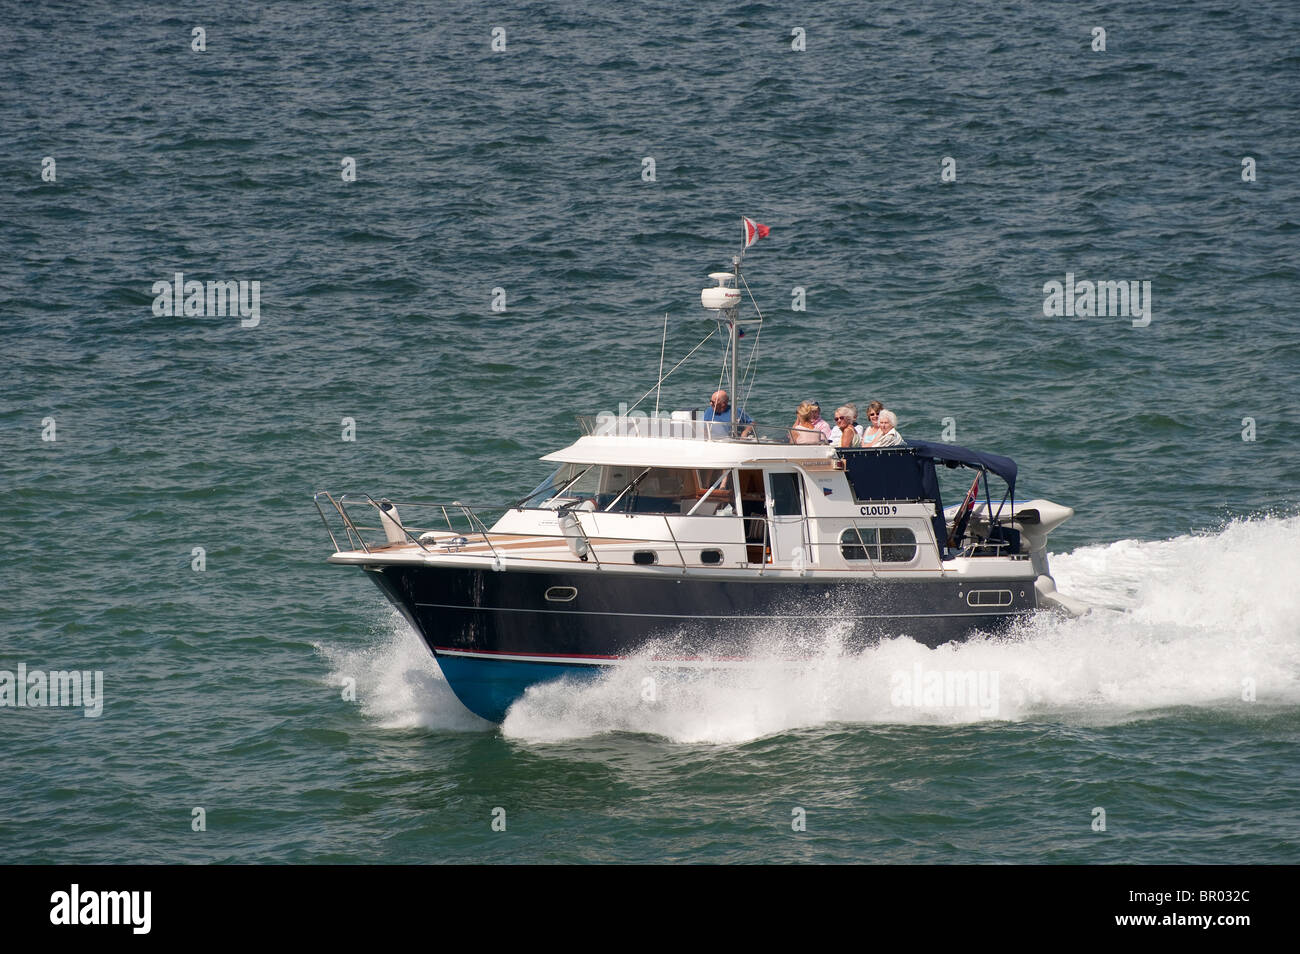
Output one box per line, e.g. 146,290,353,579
742,216,770,249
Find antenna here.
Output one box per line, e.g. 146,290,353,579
700,266,743,411
654,313,668,416
699,219,768,426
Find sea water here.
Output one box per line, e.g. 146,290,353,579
2,0,1297,863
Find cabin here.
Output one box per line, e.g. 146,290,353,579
476,414,1034,575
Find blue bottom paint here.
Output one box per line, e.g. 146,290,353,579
434,655,605,722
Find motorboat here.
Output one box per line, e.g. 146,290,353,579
314,224,1085,722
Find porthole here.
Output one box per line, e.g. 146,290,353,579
544,586,577,602
633,550,658,565
967,589,1012,607
700,549,723,565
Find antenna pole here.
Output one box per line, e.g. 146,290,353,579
729,255,740,422
655,313,668,416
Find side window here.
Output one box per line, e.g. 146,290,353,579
840,526,917,562
840,527,877,560
769,472,803,515
880,527,917,562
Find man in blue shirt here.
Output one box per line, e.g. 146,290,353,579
700,389,754,439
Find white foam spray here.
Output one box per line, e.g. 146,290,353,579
318,610,492,731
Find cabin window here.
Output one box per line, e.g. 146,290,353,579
880,527,918,562
840,527,872,561
538,463,607,507
520,465,565,507
633,550,657,565
769,472,803,516
700,549,723,564
839,526,918,562
544,586,577,602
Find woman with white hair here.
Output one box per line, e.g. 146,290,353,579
830,405,862,447
872,409,904,447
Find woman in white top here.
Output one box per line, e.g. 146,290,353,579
872,409,904,447
831,405,862,447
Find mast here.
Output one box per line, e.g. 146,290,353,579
701,265,744,428
702,219,765,429
730,254,741,409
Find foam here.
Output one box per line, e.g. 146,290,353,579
318,610,492,731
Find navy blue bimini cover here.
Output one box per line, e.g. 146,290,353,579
905,439,1018,496
842,448,934,502
840,447,945,546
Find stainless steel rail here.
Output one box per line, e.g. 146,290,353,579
576,414,828,445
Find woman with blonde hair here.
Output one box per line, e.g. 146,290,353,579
790,401,822,444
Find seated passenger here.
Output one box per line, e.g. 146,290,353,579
790,401,823,443
830,404,862,447
700,389,754,438
860,400,888,445
873,409,904,447
807,401,834,442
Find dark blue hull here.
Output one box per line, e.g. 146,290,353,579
365,565,1037,722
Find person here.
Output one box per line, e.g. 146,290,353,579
873,409,904,447
700,389,754,438
790,401,822,443
860,401,888,445
807,401,833,442
829,404,862,447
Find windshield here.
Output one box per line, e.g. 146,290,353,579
531,464,735,515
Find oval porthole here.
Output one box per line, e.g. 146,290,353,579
633,550,657,565
967,589,1013,607
700,549,723,565
544,586,577,602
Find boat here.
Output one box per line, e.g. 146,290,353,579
314,222,1087,722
